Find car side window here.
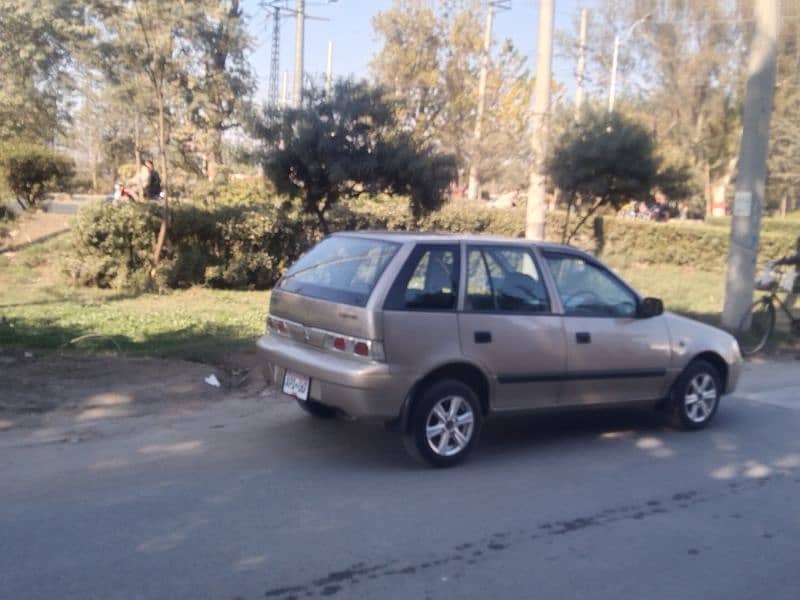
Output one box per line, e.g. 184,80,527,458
544,254,637,318
385,245,460,311
466,246,550,313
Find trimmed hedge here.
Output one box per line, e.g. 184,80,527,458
65,193,799,291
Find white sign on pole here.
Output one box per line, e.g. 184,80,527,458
733,191,753,217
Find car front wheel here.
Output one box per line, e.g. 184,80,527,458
404,379,482,468
671,360,722,430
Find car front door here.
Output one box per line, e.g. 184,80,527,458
458,244,566,412
542,251,671,406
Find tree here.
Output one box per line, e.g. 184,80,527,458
0,1,90,143
176,0,254,180
767,0,800,215
559,0,747,217
91,0,199,274
548,109,658,242
0,143,75,210
371,0,533,191
253,80,457,233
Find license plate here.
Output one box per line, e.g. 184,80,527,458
282,370,310,401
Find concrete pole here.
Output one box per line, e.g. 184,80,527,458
721,0,779,329
292,0,305,107
467,3,495,202
281,70,289,108
525,0,555,241
575,8,588,121
608,34,620,112
325,41,333,97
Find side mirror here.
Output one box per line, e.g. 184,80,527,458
638,297,664,318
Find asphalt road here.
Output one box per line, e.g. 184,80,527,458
1,359,799,600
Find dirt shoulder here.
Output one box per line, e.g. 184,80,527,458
0,348,271,432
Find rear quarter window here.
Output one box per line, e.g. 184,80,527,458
278,236,399,306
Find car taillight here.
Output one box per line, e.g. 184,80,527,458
267,315,290,337
323,332,385,362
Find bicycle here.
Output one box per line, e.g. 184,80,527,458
737,261,800,356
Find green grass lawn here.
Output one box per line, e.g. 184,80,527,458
0,236,269,362
1,234,791,364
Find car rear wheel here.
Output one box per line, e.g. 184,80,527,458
296,398,337,419
403,379,482,468
671,360,722,430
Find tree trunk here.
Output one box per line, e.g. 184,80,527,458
206,130,223,181
780,193,788,217
151,94,169,280
703,161,712,218
134,115,142,197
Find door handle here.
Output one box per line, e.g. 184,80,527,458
576,332,591,344
474,331,492,344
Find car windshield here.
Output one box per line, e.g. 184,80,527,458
279,236,399,306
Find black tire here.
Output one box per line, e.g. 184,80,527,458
670,360,722,431
403,379,483,468
737,297,775,356
296,398,337,419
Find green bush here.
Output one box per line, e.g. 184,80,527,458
65,188,799,292
65,200,160,289
0,142,75,210
190,177,274,208
65,199,309,290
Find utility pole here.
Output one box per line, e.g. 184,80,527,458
575,8,588,121
281,70,289,108
525,0,554,241
325,41,333,97
292,0,305,107
467,3,495,202
267,2,282,107
721,0,779,329
467,1,511,202
607,14,649,113
608,34,620,112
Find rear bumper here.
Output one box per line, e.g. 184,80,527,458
256,335,403,419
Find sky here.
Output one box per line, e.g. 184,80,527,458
242,0,603,103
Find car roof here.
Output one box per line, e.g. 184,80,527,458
333,230,580,253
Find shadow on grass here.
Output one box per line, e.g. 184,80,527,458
0,317,257,364
0,286,143,309
0,228,70,255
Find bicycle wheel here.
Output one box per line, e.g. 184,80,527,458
737,297,775,356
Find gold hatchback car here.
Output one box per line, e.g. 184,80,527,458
258,232,742,467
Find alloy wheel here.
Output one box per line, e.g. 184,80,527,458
684,373,718,424
425,395,475,457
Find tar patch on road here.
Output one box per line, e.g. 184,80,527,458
262,473,799,599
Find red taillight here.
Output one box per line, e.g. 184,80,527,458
277,320,287,333
333,337,346,351
353,341,369,356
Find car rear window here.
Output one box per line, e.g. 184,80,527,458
278,236,400,306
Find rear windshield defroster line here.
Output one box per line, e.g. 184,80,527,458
278,236,400,307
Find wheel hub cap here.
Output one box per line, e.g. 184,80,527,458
426,395,474,457
684,373,717,424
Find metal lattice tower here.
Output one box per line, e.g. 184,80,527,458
268,3,281,106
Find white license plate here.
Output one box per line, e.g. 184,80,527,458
282,370,310,401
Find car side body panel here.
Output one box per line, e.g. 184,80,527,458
661,312,743,394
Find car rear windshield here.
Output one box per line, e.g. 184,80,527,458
278,236,400,306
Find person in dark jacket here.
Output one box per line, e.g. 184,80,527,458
143,160,162,200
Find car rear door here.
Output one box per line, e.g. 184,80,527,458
541,251,671,406
458,244,566,412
